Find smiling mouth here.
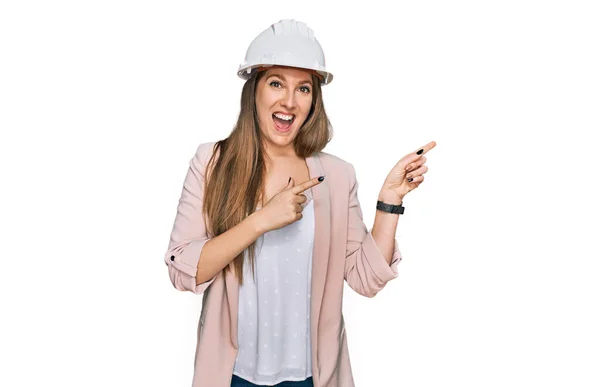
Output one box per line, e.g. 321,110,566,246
272,114,295,131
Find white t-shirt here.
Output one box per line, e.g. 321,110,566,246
233,188,314,385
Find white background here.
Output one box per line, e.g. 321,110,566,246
1,0,599,386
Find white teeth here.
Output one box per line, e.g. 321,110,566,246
274,113,294,121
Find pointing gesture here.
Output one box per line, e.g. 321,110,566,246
256,175,325,233
380,141,437,202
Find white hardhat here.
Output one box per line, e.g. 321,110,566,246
237,19,333,85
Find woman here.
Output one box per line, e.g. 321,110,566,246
164,19,436,387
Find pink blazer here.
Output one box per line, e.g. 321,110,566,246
164,142,402,387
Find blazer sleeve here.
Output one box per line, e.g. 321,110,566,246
164,142,218,294
344,162,403,298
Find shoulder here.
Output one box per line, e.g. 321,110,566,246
187,141,221,178
194,141,219,159
191,141,220,166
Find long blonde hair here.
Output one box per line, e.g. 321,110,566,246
203,69,332,285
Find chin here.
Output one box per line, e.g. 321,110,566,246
270,129,297,143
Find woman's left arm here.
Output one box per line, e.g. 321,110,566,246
344,141,436,298
344,163,403,298
371,189,404,267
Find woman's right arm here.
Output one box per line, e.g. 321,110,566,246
194,211,264,285
164,142,267,294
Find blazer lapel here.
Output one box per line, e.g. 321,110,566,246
306,153,331,376
224,153,331,360
225,253,240,348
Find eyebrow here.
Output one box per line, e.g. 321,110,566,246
267,73,313,86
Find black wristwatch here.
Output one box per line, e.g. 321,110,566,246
376,200,405,214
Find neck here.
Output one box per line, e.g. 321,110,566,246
263,142,299,162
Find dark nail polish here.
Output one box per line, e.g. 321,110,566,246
288,177,291,183
408,178,413,182
417,149,424,155
318,176,325,181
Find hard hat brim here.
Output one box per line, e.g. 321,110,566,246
237,64,333,86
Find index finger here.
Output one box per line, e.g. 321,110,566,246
291,176,324,195
414,141,437,156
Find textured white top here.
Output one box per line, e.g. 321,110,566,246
233,188,314,385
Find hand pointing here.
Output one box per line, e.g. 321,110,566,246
256,175,325,233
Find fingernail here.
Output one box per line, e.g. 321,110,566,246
408,178,413,182
318,176,325,181
416,149,423,155
288,177,291,183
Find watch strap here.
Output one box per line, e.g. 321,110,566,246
376,200,405,214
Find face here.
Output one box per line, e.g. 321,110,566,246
255,66,314,154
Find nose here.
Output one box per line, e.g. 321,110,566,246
280,88,297,110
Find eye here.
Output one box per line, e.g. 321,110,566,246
269,81,282,88
299,86,311,94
